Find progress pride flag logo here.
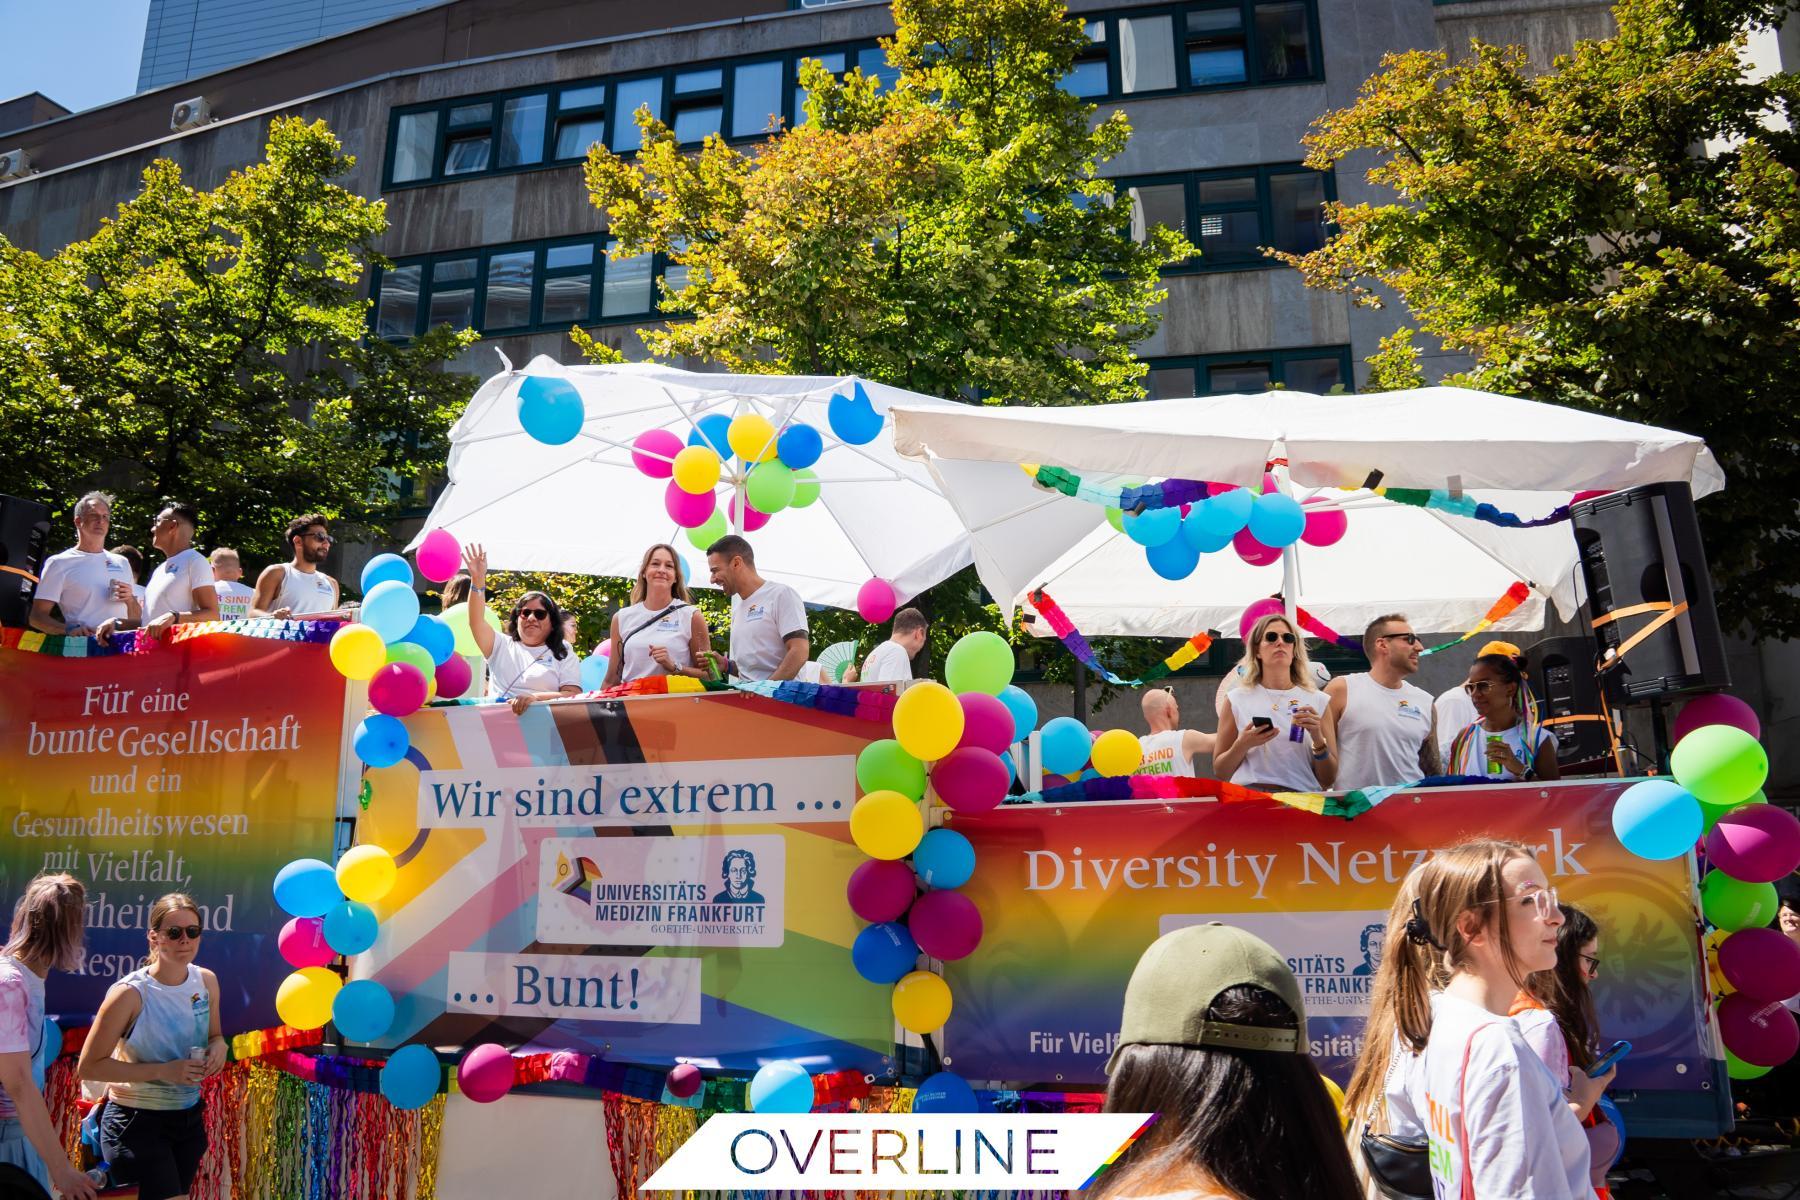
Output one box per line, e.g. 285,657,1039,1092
644,1113,1155,1191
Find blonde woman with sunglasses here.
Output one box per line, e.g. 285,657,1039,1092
1213,614,1338,792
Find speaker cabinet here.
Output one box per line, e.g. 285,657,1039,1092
1571,482,1729,702
0,494,51,628
1526,636,1618,771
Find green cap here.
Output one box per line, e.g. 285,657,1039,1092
1107,922,1308,1074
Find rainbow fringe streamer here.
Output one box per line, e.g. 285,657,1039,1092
1027,589,1213,686
1,618,342,658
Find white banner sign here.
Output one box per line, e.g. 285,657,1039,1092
537,834,785,948
1161,909,1389,1017
446,951,702,1024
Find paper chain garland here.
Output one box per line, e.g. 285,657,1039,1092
1026,589,1213,686
1,618,343,658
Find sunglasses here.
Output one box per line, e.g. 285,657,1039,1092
1580,953,1601,978
1380,632,1422,645
1463,679,1505,695
306,532,334,543
518,608,550,620
159,925,203,941
1262,631,1296,644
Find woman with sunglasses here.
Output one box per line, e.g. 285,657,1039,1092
461,544,581,715
1213,613,1338,792
78,893,224,1200
1447,653,1559,782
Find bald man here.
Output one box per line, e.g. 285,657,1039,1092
1136,688,1215,778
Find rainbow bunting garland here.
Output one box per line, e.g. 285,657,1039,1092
1026,589,1212,686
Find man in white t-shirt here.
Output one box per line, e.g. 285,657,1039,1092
30,490,140,641
1434,639,1522,761
143,502,220,635
209,548,257,621
1136,687,1213,777
252,513,342,618
857,608,927,684
706,534,808,681
1327,613,1441,790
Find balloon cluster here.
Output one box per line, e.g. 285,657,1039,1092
331,540,480,770
1610,694,1800,1077
1108,475,1346,581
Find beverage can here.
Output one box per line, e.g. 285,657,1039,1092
1486,735,1505,775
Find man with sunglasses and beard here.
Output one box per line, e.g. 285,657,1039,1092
1326,613,1441,790
461,544,581,715
252,514,342,618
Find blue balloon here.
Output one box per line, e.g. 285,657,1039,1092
1611,779,1702,861
1596,1095,1626,1169
361,579,421,644
777,422,824,469
354,714,410,769
1146,535,1200,580
999,748,1018,783
1079,767,1101,781
1192,488,1252,538
1183,507,1235,553
381,1044,442,1111
273,858,342,918
998,685,1038,744
914,1071,982,1114
323,900,380,955
333,979,396,1042
579,652,609,691
688,413,733,459
750,1059,815,1114
914,828,976,889
828,381,883,446
32,1017,57,1082
517,376,585,445
1248,493,1306,548
1122,506,1181,548
852,922,919,984
360,553,413,593
1040,716,1092,775
406,615,455,666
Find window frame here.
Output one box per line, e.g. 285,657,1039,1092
1067,0,1323,101
1142,345,1355,397
1114,162,1336,274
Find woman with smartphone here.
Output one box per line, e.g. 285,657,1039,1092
1213,613,1338,792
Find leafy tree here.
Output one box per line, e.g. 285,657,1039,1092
1281,0,1800,636
0,117,477,568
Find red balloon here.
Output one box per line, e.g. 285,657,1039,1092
434,654,472,700
667,1063,703,1099
1718,927,1800,1002
931,747,1008,814
368,662,428,716
1233,528,1282,567
847,859,916,923
956,693,1015,755
1672,694,1762,743
1719,993,1800,1067
909,889,983,961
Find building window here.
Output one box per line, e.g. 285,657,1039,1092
1066,1,1322,100
427,258,477,330
1066,21,1110,97
611,78,665,153
442,103,494,175
1186,9,1248,87
1117,164,1334,271
1143,346,1353,396
671,69,725,144
390,112,438,184
483,251,535,331
732,60,786,138
1119,15,1178,93
601,240,655,318
498,95,547,168
374,264,421,337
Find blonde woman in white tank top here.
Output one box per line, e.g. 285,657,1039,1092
603,543,715,686
1212,614,1338,792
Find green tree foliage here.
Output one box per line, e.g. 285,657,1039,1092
0,118,477,566
1281,0,1800,635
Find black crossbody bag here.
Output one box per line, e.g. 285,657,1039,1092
1360,1125,1431,1200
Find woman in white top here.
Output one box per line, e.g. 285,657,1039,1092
462,544,582,715
1447,653,1559,782
603,544,713,686
1212,614,1338,792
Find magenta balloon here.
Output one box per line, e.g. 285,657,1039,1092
1719,993,1800,1067
858,578,897,623
1719,927,1800,1002
278,917,334,969
1233,528,1282,567
931,747,1009,814
846,859,916,923
368,662,428,716
1238,598,1286,641
434,654,472,700
957,693,1015,755
415,529,462,583
1673,694,1762,743
1300,504,1348,548
1705,803,1800,883
665,480,718,528
667,1063,703,1099
457,1043,516,1104
633,429,684,479
909,889,983,961
728,494,771,532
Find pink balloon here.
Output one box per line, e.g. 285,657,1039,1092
931,747,1008,814
1238,598,1287,641
1262,472,1279,495
665,480,717,528
633,429,684,479
728,494,771,533
278,917,333,969
457,1043,516,1104
1673,694,1762,743
415,530,461,583
667,1063,703,1099
1300,504,1348,548
1719,927,1800,1002
1705,804,1800,883
368,662,428,717
1233,528,1282,567
597,641,612,657
847,859,916,923
1719,993,1800,1067
1206,481,1237,497
957,692,1014,755
858,578,897,623
434,654,472,700
909,890,983,961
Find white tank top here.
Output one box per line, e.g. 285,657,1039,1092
276,563,337,615
615,601,695,682
1226,684,1325,793
1335,673,1435,790
1135,729,1197,777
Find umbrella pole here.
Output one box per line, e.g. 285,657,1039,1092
1274,446,1301,624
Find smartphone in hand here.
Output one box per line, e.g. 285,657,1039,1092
1587,1040,1630,1078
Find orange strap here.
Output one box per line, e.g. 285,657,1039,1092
0,565,38,583
1596,602,1688,674
1590,600,1673,628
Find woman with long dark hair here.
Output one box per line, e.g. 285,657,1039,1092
1447,653,1558,781
1099,923,1362,1200
461,545,580,714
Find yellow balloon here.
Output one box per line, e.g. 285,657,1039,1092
358,767,418,856
276,967,342,1030
727,413,779,463
850,791,925,860
1091,729,1143,777
892,970,952,1035
673,446,721,495
336,844,398,904
892,682,964,762
330,624,387,681
1321,1074,1348,1132
1705,927,1735,998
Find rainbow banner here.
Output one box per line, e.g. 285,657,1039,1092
0,638,348,1031
356,692,896,1074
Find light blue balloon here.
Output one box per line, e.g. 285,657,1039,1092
999,749,1018,783
360,553,413,593
1122,506,1181,548
777,422,824,469
914,828,976,889
1146,535,1200,580
1597,1096,1626,1169
33,1017,57,1083
381,1044,443,1111
362,579,421,644
1611,779,1702,861
998,685,1038,744
406,615,456,666
323,900,380,955
273,858,342,918
354,714,410,769
851,923,919,984
333,979,396,1042
517,376,585,445
1040,716,1092,775
689,413,733,460
579,652,609,691
1183,512,1235,554
750,1060,815,1114
1248,493,1306,548
1192,488,1252,538
828,381,883,446
914,1070,981,1114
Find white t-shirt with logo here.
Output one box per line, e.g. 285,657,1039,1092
860,640,913,684
145,548,217,621
35,546,133,630
1136,729,1197,777
485,636,581,698
729,581,807,681
1448,722,1555,781
274,564,338,615
1336,673,1435,790
215,580,255,621
1224,684,1326,792
614,601,697,682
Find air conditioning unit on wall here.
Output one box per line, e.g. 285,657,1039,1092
0,149,31,180
170,96,211,132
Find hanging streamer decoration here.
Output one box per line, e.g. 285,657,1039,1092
1026,589,1213,687
1019,771,1506,820
1292,582,1535,657
1,619,343,659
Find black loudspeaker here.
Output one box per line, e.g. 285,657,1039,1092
1526,636,1617,771
0,494,51,629
1571,481,1729,702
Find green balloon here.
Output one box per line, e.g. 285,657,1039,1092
746,461,796,514
442,603,503,657
791,469,821,508
1701,868,1778,932
1727,1048,1773,1080
1701,789,1767,834
857,739,927,801
945,631,1014,696
687,510,728,552
1671,724,1768,806
1105,507,1125,533
386,641,435,678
